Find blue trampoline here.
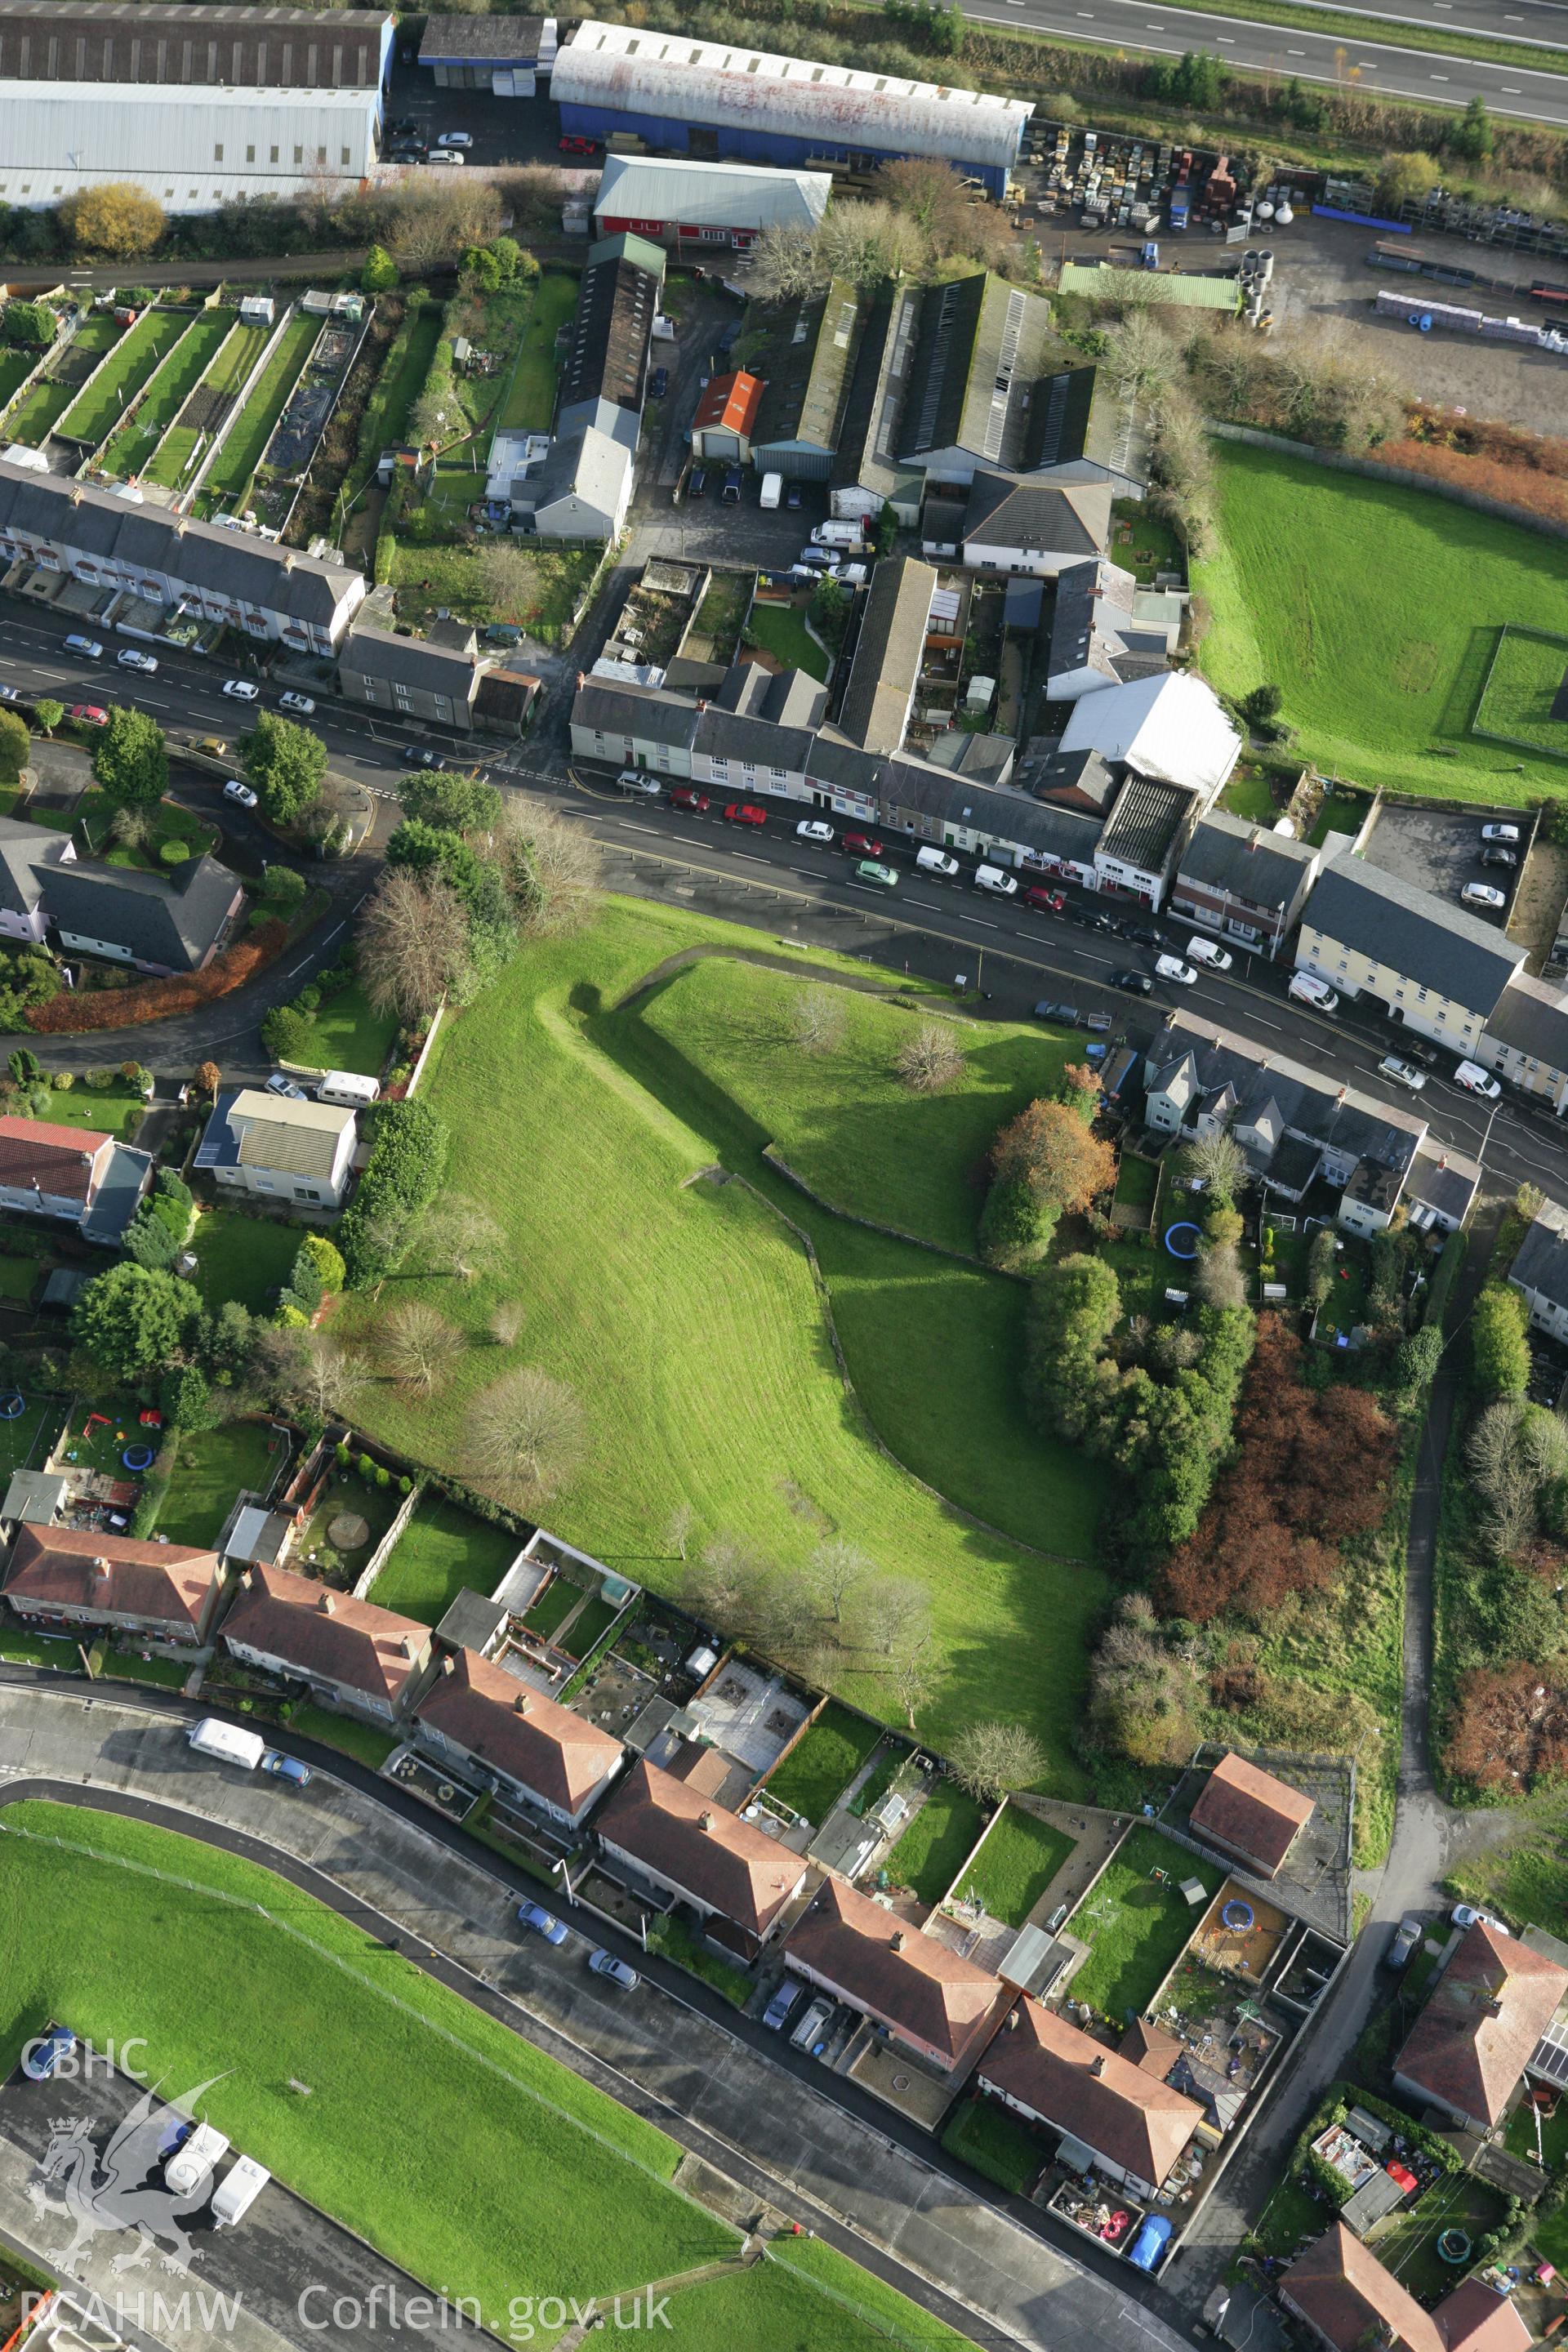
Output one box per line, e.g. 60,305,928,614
1222,1900,1255,1932
1164,1222,1202,1261
0,1392,24,1420
121,1444,155,1472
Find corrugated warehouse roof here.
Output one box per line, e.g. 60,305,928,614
595,154,831,235
749,281,862,455
1060,262,1242,312
559,234,664,419
555,20,1032,171
0,0,390,88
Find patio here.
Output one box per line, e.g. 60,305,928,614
684,1658,809,1779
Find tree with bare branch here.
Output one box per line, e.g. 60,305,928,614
285,1334,368,1427
500,800,602,938
380,1301,466,1396
948,1720,1048,1802
792,983,846,1058
359,866,472,1024
421,1196,503,1283
466,1365,586,1509
488,1298,525,1348
811,1537,873,1624
896,1022,964,1094
747,222,825,303
858,1574,930,1658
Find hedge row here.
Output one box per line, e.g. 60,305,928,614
28,918,288,1032
340,1098,449,1287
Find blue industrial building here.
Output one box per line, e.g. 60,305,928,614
552,20,1032,201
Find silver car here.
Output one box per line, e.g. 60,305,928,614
278,691,316,717
587,1948,639,1991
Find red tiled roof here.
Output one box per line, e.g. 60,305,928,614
1283,2223,1441,2352
692,371,763,436
1434,2277,1533,2352
595,1758,804,1938
3,1523,219,1628
415,1646,621,1814
1120,2016,1185,2078
1395,1922,1568,2126
0,1116,109,1204
1189,1751,1316,1874
222,1565,429,1704
785,1873,1012,2070
980,1998,1201,2188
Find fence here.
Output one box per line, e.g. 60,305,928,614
1470,625,1568,766
1208,422,1568,545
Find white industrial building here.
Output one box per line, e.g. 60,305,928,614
593,155,831,250
0,1,393,213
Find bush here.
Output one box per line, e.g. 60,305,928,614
340,1098,451,1286
51,1069,73,1090
159,840,190,866
296,1233,345,1295
261,1005,312,1063
27,919,289,1034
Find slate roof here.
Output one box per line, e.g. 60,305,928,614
1395,1921,1568,2124
573,676,701,751
1178,809,1317,911
434,1587,510,1655
522,426,630,526
715,662,826,729
0,815,46,920
558,234,664,420
80,1139,154,1246
831,280,924,512
341,625,479,702
1482,971,1568,1076
0,1116,107,1203
595,1758,804,1937
836,557,936,755
927,731,1015,786
1512,1200,1568,1313
1303,857,1527,1016
416,1645,623,1814
44,849,240,973
1407,1147,1481,1229
1032,744,1122,814
1096,775,1191,877
960,472,1110,561
900,274,1054,469
750,281,862,455
1144,1013,1426,1183
978,1997,1203,2186
3,1522,219,1628
786,1873,1012,2069
1189,1751,1316,1874
1048,556,1137,687
0,1,390,88
223,1564,430,1704
420,13,545,64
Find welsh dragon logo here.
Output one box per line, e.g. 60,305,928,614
26,2076,228,2277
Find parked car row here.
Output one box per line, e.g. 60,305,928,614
517,1898,639,1989
1463,820,1522,915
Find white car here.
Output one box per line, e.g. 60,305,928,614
1452,1903,1508,1935
265,1071,306,1101
1481,823,1521,845
1461,882,1507,912
1155,954,1198,987
616,769,661,797
117,648,158,675
222,679,260,702
1288,972,1339,1013
425,149,465,166
795,820,835,846
1454,1060,1503,1100
222,777,258,808
278,691,316,716
1377,1054,1428,1094
436,131,473,149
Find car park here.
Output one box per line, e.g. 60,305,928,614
265,1071,305,1098
223,777,258,808
1185,934,1233,972
436,131,472,148
390,115,420,136
278,691,317,716
785,483,804,510
1481,823,1521,844
1111,969,1153,996
1288,972,1340,1013
22,2025,77,2082
1022,885,1066,914
588,1948,639,1990
1452,1903,1508,1934
843,832,883,858
1454,1060,1503,1099
69,704,109,727
855,860,898,889
1388,1916,1423,1970
795,819,835,845
724,802,766,826
517,1900,570,1946
1461,882,1508,912
260,1750,311,1787
1377,1054,1428,1093
425,149,465,165
763,1981,800,2031
390,143,425,163
669,787,710,813
617,769,662,796
1155,955,1197,986
648,367,668,401
117,648,158,674
222,679,260,702
1481,847,1518,870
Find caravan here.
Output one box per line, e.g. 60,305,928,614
188,1719,266,1771
315,1071,381,1109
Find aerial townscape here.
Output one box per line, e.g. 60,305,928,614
7,6,1568,2352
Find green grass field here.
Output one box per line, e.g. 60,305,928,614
156,1420,283,1547
361,303,443,464
371,1492,521,1623
0,1397,55,1485
957,1805,1074,1929
887,1782,987,1906
198,313,319,508
0,348,36,411
1067,1827,1223,2020
1196,443,1568,808
286,979,399,1076
746,601,831,682
343,900,1107,1779
942,2096,1045,2196
766,1701,883,1821
1473,626,1568,764
187,1206,304,1316
499,270,578,436
4,376,81,447
100,310,233,479
56,308,190,447
32,1082,148,1139
142,321,268,488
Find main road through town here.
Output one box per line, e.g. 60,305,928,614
2,599,1565,1207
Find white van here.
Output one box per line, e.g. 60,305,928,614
1288,972,1339,1013
1186,934,1234,972
166,2122,229,2199
760,472,783,510
915,847,960,878
974,864,1018,897
809,521,866,550
188,1718,266,1771
316,1070,381,1108
790,1998,833,2054
212,2154,271,2229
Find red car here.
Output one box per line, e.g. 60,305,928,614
559,134,599,156
844,832,884,858
669,787,710,814
1022,885,1066,914
724,802,767,826
70,704,109,727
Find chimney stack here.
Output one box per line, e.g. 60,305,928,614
513,1690,530,1715
699,1810,715,1833
318,1591,336,1614
442,1652,456,1677
890,1930,905,1952
93,1556,112,1583
399,1634,416,1659
1090,2054,1107,2076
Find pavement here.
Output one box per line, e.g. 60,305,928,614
0,1689,1195,2352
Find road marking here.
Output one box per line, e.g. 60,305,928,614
731,850,770,862
1287,45,1307,52
1430,70,1450,77
906,898,942,909
962,917,999,931
621,822,662,835
1215,31,1233,38
1503,82,1522,88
